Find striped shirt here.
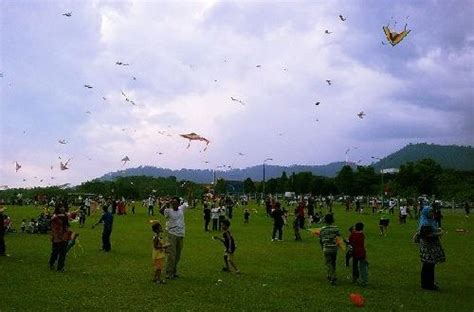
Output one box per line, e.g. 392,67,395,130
319,225,340,253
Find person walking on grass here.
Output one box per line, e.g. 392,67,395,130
151,221,169,284
319,214,341,285
49,206,69,271
0,206,8,257
349,222,368,286
213,219,239,273
160,197,189,279
414,206,445,291
93,206,114,252
271,202,285,241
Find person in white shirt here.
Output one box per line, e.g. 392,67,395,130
399,205,408,224
160,197,189,279
211,205,220,231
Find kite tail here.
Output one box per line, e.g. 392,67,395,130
186,142,191,149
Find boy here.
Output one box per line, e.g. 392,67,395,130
213,219,239,273
319,214,340,285
151,221,169,284
379,210,390,236
344,226,354,267
349,222,368,286
244,209,250,223
293,211,302,241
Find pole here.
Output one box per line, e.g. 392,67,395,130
262,162,266,198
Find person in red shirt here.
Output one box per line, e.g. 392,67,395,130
49,206,70,272
349,222,368,286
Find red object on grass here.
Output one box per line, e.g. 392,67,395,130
349,293,365,307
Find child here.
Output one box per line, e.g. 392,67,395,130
344,226,354,267
21,219,27,233
211,205,220,231
293,211,302,241
244,209,250,223
151,222,169,284
349,222,368,286
319,214,340,285
218,206,226,231
379,210,390,236
79,209,86,228
213,219,239,273
399,205,408,224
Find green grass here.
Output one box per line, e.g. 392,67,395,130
1,203,473,311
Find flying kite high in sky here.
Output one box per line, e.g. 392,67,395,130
357,111,366,119
383,24,411,46
121,156,130,166
60,159,71,170
15,162,21,172
58,139,67,144
62,12,72,17
180,132,210,151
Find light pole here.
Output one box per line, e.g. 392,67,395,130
371,156,384,208
262,158,273,199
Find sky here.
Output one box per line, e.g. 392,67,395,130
1,0,473,188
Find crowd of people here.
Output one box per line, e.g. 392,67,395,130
1,192,467,292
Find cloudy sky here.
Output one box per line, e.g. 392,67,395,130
1,0,473,188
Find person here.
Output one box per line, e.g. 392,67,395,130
465,201,470,218
85,197,91,216
225,196,234,219
213,219,239,273
203,201,211,232
349,222,368,286
296,201,306,229
415,206,446,290
271,202,285,241
319,214,340,285
79,208,86,228
399,205,408,224
0,206,8,256
49,206,70,271
218,206,226,231
379,210,390,236
211,205,219,231
355,199,361,213
151,221,169,284
433,204,443,229
244,209,250,224
293,211,302,241
147,196,155,216
21,219,27,233
93,206,114,252
344,226,354,267
160,197,189,279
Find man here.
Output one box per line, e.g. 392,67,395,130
147,195,155,216
49,206,69,271
225,196,235,219
0,206,8,256
93,206,114,252
160,197,188,279
84,197,91,216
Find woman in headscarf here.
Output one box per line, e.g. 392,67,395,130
416,205,445,290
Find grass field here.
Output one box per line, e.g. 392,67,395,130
1,202,473,312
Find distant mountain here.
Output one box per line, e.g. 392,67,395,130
371,143,474,171
98,162,352,183
97,143,474,183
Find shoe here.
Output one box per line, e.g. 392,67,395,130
271,238,275,242
159,280,166,284
222,267,230,272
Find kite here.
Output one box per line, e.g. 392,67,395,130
349,293,365,307
15,162,21,172
339,15,346,21
357,111,366,119
315,102,320,106
121,156,130,166
238,152,245,156
383,24,411,46
230,97,245,106
156,152,164,155
84,84,93,89
102,97,107,101
256,64,262,68
60,159,71,170
180,133,210,151
62,12,72,17
121,90,136,105
324,30,332,34
85,111,91,114
116,61,129,66
326,79,332,86
58,139,67,144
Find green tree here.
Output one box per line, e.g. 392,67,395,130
243,178,256,194
335,165,355,195
214,178,227,195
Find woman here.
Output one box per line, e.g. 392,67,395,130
416,206,445,290
49,206,70,271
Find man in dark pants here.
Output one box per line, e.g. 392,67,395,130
49,206,69,271
225,196,234,219
0,206,7,256
271,202,284,241
93,206,114,251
